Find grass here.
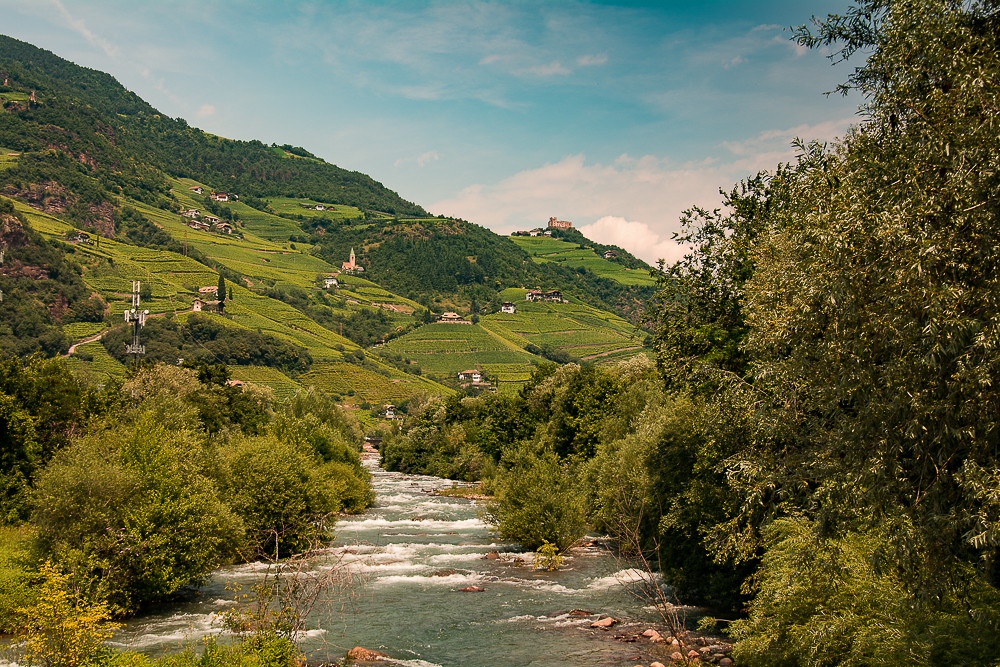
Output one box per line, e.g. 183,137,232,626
0,525,39,633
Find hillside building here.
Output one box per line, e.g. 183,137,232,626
458,369,482,382
342,248,364,272
439,312,470,323
548,217,573,230
500,302,516,314
525,289,564,303
192,298,224,314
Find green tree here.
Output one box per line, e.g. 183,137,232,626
217,273,226,303
0,393,38,523
481,448,586,552
734,0,1000,585
32,414,243,614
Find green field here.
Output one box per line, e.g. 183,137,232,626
511,236,657,286
266,197,363,222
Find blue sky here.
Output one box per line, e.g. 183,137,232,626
0,0,863,264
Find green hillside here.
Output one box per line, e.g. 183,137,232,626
510,236,658,286
0,34,651,403
382,287,647,392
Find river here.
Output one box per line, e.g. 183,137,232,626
111,456,675,667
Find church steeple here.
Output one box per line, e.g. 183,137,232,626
350,248,355,266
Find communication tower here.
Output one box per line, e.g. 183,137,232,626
123,281,148,367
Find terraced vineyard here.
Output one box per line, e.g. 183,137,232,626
296,360,446,406
12,197,451,402
228,365,303,400
511,236,657,286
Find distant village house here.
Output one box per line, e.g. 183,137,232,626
438,312,470,323
66,231,91,245
192,298,224,314
603,250,617,259
500,302,516,314
525,289,564,303
188,186,203,195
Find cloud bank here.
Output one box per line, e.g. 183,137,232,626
432,118,854,266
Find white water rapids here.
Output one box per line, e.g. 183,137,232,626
75,457,677,666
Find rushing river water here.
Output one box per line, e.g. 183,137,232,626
110,456,672,667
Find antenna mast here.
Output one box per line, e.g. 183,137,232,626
124,281,148,368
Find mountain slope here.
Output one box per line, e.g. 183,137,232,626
0,35,651,404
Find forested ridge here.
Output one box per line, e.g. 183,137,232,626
310,216,654,322
0,34,427,217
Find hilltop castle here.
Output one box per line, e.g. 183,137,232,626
548,217,573,230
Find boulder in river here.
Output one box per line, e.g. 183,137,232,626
590,616,616,629
484,550,500,560
345,646,387,661
456,585,485,592
430,569,458,577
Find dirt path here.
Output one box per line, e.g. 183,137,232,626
62,311,172,357
580,345,642,361
64,330,109,356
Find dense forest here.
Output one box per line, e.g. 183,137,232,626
0,356,373,619
310,217,654,322
0,35,427,218
100,314,313,373
0,198,104,357
381,1,1000,665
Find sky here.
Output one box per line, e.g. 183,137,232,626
0,0,864,265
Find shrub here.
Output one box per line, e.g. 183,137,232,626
18,560,120,667
481,448,586,552
31,414,244,614
216,435,353,558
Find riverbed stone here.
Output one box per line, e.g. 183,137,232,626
484,550,500,560
719,659,734,667
430,569,457,577
650,662,666,667
591,616,616,628
345,646,386,661
670,652,685,662
456,585,485,592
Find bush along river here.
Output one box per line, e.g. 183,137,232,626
113,456,732,667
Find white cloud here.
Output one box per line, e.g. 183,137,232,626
395,150,441,168
197,104,216,117
519,61,571,76
724,55,745,68
719,117,854,156
577,53,608,66
431,118,855,266
51,0,118,57
577,217,680,267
